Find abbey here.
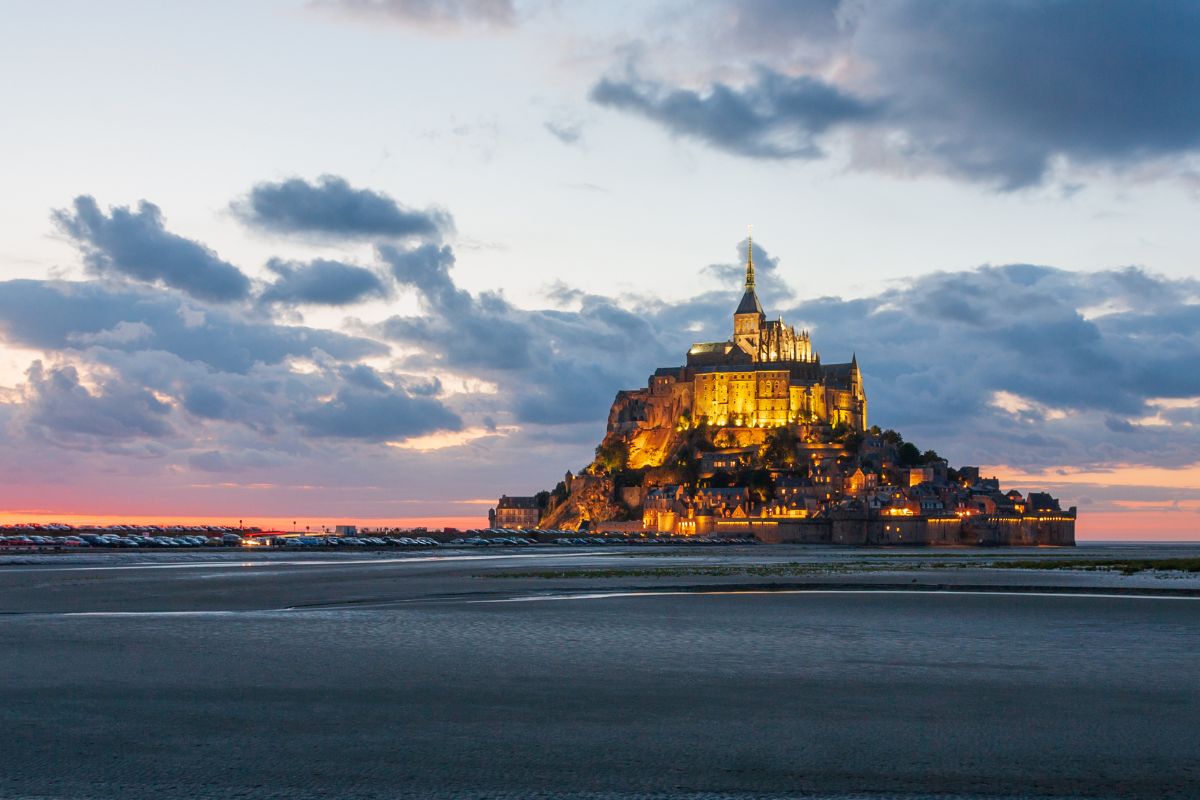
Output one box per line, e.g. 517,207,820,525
613,239,867,438
502,238,1073,546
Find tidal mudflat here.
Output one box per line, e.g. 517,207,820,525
1,543,1197,800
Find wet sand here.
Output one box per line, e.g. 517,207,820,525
1,544,1198,799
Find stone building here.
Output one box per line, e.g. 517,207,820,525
489,495,541,529
608,238,867,463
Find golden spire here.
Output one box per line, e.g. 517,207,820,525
745,224,755,292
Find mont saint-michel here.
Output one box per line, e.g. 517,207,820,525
497,241,1076,547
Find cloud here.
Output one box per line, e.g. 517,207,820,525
296,387,463,441
53,196,251,302
544,120,583,145
232,175,453,241
311,0,515,29
12,173,1200,515
591,69,877,159
765,264,1200,469
380,241,694,425
22,360,172,441
259,258,389,306
854,0,1200,187
590,0,1200,188
373,231,1200,471
702,237,788,304
0,282,465,458
0,279,387,375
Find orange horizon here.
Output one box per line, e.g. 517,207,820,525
0,511,488,531
0,508,1196,540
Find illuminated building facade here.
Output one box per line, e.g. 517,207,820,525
489,495,541,529
612,238,867,442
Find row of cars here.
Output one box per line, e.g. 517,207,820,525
446,530,754,547
0,532,244,549
0,528,756,551
277,536,440,548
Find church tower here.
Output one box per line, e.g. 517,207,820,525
733,233,765,360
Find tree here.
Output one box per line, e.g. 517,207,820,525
920,449,942,465
761,428,796,469
744,468,774,503
898,442,922,467
703,469,733,489
613,468,645,488
881,428,904,445
593,439,629,474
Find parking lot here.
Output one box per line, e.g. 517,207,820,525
1,523,754,551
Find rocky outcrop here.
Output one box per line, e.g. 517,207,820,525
604,388,689,469
538,475,627,530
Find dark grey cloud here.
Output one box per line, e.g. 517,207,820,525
380,243,541,371
858,0,1200,188
13,184,1200,485
374,232,1200,470
0,279,386,374
591,69,877,159
0,280,466,453
312,0,515,29
702,237,789,305
381,243,459,305
379,242,673,424
182,384,229,420
592,0,1200,188
337,363,392,393
296,387,463,441
23,360,172,441
259,258,389,306
233,175,452,240
53,196,251,302
769,264,1200,468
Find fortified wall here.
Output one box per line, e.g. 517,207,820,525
731,513,1077,546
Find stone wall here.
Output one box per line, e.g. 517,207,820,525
719,513,1075,546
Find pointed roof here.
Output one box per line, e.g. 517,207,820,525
735,289,764,315
735,229,764,315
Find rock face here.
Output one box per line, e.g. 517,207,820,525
606,388,687,470
538,474,626,531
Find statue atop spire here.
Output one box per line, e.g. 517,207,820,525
734,228,765,320
745,224,755,292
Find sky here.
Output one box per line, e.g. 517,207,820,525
2,0,1200,539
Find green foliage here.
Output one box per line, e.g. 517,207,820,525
744,468,774,503
674,450,700,486
897,442,922,467
534,490,551,509
760,427,796,469
920,449,942,465
686,419,714,452
613,468,646,488
881,428,904,445
702,469,733,488
593,439,629,474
